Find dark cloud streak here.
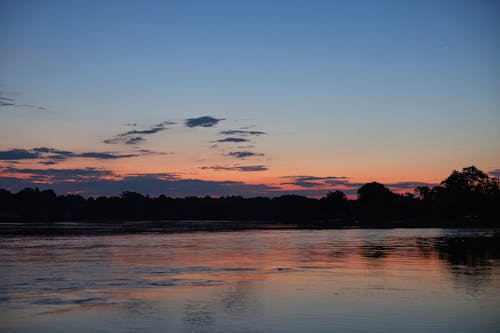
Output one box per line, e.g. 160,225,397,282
0,147,142,162
228,151,264,159
185,116,224,128
220,130,266,136
282,175,438,193
3,167,114,182
0,149,40,160
215,137,249,143
0,92,47,111
488,169,500,178
201,165,268,172
104,121,175,144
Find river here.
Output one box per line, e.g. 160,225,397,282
1,228,499,332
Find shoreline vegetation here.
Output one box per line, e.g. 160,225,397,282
1,166,499,233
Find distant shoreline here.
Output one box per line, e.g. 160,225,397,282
1,166,499,232
1,220,498,236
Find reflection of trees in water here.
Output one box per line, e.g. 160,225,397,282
434,236,500,295
358,236,426,262
326,240,354,260
182,280,261,332
415,238,435,259
219,280,259,319
436,236,500,268
359,242,389,260
437,236,500,267
183,300,215,333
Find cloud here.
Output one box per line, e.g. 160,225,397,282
281,175,438,195
228,151,264,159
215,137,249,143
0,92,47,111
124,137,145,145
287,176,349,182
386,181,438,190
281,175,361,190
123,123,173,135
104,121,175,144
0,167,380,198
283,181,323,188
0,149,40,160
77,152,137,159
201,165,269,172
488,169,500,178
185,116,224,128
0,169,280,197
0,147,141,163
4,167,115,182
239,125,256,130
0,95,15,106
0,172,354,198
103,138,123,144
136,149,170,155
220,130,266,136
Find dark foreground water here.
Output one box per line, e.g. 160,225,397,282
1,228,499,333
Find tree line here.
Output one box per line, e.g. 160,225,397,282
0,166,498,227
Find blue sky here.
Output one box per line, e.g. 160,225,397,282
1,0,499,196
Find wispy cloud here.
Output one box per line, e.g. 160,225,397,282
386,181,438,190
282,176,351,188
104,121,175,144
0,147,141,163
201,165,268,172
0,92,47,111
124,136,145,145
488,169,500,178
228,151,264,159
215,137,249,143
135,149,170,155
4,167,115,182
281,175,438,194
185,116,224,128
0,149,40,160
77,152,137,159
0,95,15,106
220,130,266,136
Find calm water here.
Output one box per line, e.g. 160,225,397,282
1,228,499,333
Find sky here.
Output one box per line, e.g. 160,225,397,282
1,0,499,197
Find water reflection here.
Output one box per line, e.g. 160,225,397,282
360,242,389,259
432,235,500,296
220,281,256,317
183,300,216,332
1,228,499,333
436,235,500,268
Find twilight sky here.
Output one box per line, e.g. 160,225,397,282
1,0,499,197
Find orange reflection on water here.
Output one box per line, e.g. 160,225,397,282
1,229,499,333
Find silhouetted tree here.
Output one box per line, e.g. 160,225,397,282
356,182,398,222
320,191,349,220
433,166,500,221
